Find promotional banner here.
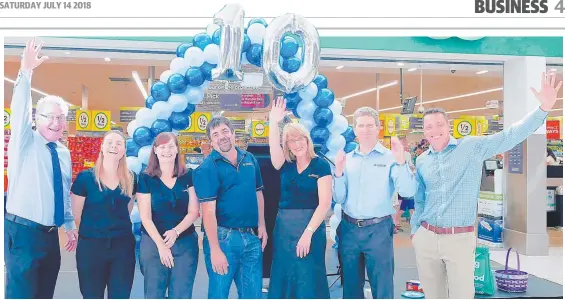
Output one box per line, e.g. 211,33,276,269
477,191,504,248
120,107,142,123
4,108,11,129
546,119,561,140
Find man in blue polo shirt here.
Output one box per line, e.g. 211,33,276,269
193,116,267,299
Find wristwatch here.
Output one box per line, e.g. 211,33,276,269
306,226,315,233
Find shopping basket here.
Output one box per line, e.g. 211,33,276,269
494,248,528,293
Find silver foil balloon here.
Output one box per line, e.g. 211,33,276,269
211,3,245,82
262,13,321,94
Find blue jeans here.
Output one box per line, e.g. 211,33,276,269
339,216,395,299
139,231,199,299
203,227,263,299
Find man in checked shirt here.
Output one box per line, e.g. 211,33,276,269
410,72,562,299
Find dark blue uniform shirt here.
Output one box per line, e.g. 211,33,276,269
193,147,264,229
70,168,137,238
279,157,331,209
137,170,195,238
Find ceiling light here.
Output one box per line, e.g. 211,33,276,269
397,62,404,66
132,71,148,99
341,81,398,101
104,57,111,62
549,68,557,72
111,121,116,125
336,66,344,70
552,108,563,111
476,70,489,75
4,77,73,106
379,87,502,112
446,107,492,114
407,68,417,72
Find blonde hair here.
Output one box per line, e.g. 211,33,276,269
282,123,317,162
94,130,134,198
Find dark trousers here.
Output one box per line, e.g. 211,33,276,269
4,218,61,299
76,234,136,299
139,231,199,299
339,216,395,299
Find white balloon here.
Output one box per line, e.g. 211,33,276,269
137,145,153,165
127,120,139,138
329,214,340,230
151,101,173,120
203,44,220,64
241,55,250,65
330,228,337,243
170,57,186,73
428,36,451,39
329,100,343,116
168,94,189,112
130,203,141,223
333,204,342,221
135,108,157,128
458,36,484,40
296,100,316,120
185,86,205,104
327,115,349,135
184,47,205,67
326,133,346,152
206,23,220,37
246,23,266,44
299,118,315,131
159,70,172,83
298,82,318,100
126,156,142,174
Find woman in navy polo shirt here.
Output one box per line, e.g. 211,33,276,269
136,132,200,299
266,98,333,298
70,130,137,299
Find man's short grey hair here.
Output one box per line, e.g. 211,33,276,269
353,106,379,127
206,116,234,139
36,95,70,116
423,107,449,121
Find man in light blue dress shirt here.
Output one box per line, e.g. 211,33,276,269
4,38,78,299
333,107,417,299
410,73,562,299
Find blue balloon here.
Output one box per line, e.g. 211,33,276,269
313,107,334,127
344,141,358,153
320,144,329,155
212,29,221,45
126,138,141,157
281,57,301,73
176,43,192,58
285,92,302,110
167,73,187,94
246,44,263,67
200,62,217,81
193,33,212,50
342,126,356,143
151,119,172,136
313,88,335,108
310,126,331,145
150,81,171,102
168,111,191,131
133,127,155,147
248,18,268,27
313,74,328,90
145,95,157,109
183,103,196,116
185,67,204,87
242,35,251,53
292,107,301,118
280,36,299,58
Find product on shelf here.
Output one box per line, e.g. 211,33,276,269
68,136,103,179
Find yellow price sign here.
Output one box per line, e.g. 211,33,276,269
454,119,474,138
76,110,92,131
192,112,211,134
91,110,111,132
4,108,11,129
384,116,396,137
83,161,95,168
252,120,269,138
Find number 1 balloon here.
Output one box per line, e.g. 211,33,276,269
211,3,245,82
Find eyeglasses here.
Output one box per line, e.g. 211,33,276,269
38,114,66,123
287,136,307,145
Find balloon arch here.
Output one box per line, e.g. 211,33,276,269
125,3,358,176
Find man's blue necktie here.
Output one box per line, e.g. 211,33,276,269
47,142,64,227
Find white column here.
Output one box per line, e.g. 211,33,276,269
503,56,549,256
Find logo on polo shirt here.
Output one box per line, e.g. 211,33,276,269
375,164,387,168
242,162,253,167
308,174,319,179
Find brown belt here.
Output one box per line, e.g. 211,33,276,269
421,221,474,235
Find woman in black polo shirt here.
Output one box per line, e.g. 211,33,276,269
137,132,200,299
266,98,332,299
70,130,137,299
